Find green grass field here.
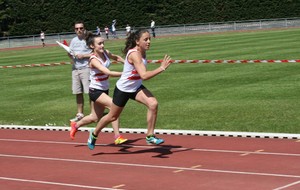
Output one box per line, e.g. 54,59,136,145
1,28,300,133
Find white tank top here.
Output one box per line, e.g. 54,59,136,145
89,52,110,90
116,49,147,92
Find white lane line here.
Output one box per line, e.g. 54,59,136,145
240,149,264,156
0,138,82,145
1,154,300,179
273,180,300,190
0,176,119,190
1,138,300,157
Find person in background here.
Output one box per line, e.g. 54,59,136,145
68,21,92,122
104,26,109,39
111,19,117,39
96,26,101,36
40,31,45,47
70,31,127,145
87,29,172,150
150,20,156,38
125,24,131,37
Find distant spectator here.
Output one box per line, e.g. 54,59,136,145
111,19,117,39
40,31,45,47
150,20,156,38
96,26,101,36
104,26,109,39
125,24,131,37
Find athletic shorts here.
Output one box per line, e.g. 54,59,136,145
72,68,90,94
113,85,146,107
89,88,109,102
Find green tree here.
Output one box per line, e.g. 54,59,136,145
0,0,11,36
2,0,300,36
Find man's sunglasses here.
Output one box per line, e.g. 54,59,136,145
75,27,84,30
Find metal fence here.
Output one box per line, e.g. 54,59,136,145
1,17,300,49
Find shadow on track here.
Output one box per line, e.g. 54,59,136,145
90,138,192,158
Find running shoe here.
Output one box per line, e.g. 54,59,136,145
70,121,77,140
146,135,164,145
70,113,84,122
114,136,128,145
87,129,97,150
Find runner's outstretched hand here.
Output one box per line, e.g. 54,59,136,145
160,55,172,71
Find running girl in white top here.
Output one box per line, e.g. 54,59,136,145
70,32,128,145
87,29,172,150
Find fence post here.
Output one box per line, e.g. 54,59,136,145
259,20,262,29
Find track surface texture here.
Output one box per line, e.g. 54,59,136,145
0,129,300,190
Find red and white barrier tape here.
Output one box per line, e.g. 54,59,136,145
147,59,300,64
0,62,72,69
1,59,300,69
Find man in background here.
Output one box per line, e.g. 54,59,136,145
111,19,117,38
96,26,101,36
104,26,109,39
68,21,92,122
125,24,131,37
40,31,45,47
151,20,156,38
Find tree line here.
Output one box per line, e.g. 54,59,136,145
0,0,299,36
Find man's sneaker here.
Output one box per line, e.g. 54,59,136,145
70,121,77,140
87,129,97,150
146,135,164,145
70,113,84,122
114,136,128,145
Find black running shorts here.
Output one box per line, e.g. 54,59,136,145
89,88,109,102
113,85,146,107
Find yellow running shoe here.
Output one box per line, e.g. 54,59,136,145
114,136,128,145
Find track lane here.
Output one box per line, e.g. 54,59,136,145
1,129,300,190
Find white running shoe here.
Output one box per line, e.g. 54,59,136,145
70,113,84,122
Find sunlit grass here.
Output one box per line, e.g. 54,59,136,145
1,28,300,133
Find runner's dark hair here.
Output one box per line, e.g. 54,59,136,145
122,28,149,55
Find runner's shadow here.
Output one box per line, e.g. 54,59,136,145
92,138,191,158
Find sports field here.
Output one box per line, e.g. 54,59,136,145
1,28,300,134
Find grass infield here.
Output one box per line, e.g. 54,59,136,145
1,28,300,133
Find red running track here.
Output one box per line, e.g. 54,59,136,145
0,129,300,190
